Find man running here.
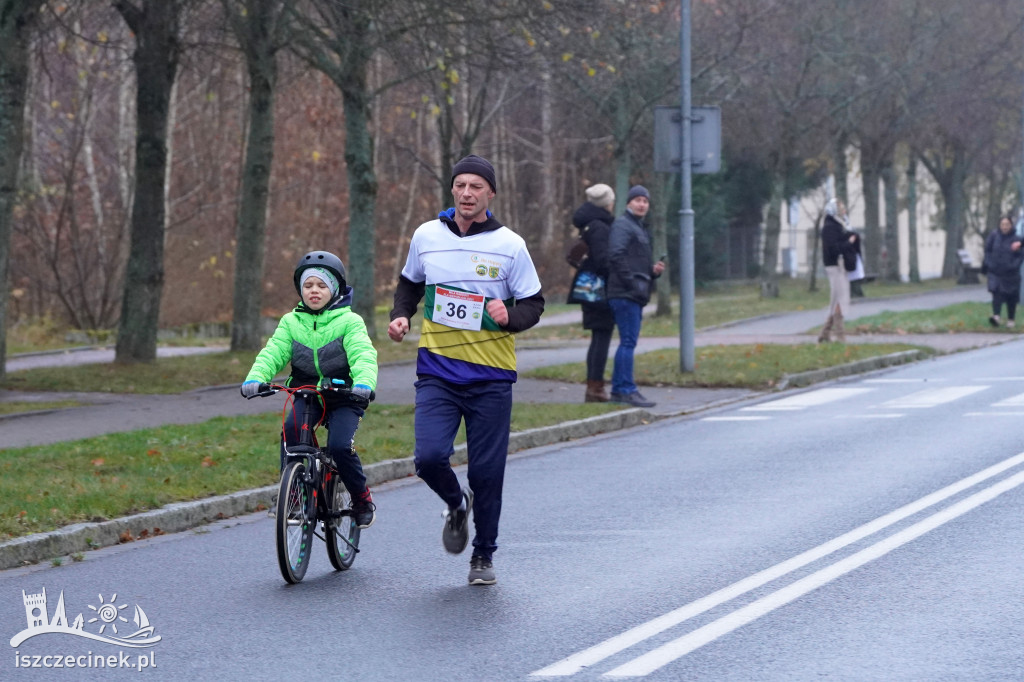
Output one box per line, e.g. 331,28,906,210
388,154,544,585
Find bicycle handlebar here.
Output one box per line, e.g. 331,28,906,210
246,379,374,406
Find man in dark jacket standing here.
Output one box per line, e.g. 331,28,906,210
606,185,664,407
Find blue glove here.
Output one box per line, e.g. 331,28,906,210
240,380,261,398
352,384,373,401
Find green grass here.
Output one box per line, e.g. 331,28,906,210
0,401,622,539
1,351,265,394
526,342,931,389
849,302,1017,334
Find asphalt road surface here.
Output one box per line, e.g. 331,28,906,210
3,340,1024,680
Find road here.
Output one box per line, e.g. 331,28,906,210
3,339,1024,679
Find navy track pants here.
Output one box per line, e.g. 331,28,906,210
413,376,512,561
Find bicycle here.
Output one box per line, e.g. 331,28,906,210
247,379,373,584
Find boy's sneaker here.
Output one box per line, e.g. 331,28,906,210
351,490,376,529
468,555,496,585
442,487,473,554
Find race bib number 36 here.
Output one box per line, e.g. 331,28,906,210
434,286,485,331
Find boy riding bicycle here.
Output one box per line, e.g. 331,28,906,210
241,250,379,528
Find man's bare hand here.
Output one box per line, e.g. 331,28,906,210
388,317,410,342
486,299,509,327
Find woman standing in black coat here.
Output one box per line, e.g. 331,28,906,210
819,198,860,343
983,214,1023,328
569,183,616,402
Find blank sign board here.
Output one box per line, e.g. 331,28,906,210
653,105,721,174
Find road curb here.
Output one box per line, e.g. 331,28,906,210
776,349,929,390
0,408,652,570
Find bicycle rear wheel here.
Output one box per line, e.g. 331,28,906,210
325,473,360,571
276,461,315,583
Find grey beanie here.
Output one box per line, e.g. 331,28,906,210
300,267,339,298
451,154,497,193
585,183,614,208
626,185,650,203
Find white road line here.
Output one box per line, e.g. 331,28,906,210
965,412,1024,417
529,451,1024,678
992,392,1024,407
864,378,945,383
850,414,904,419
875,385,987,409
604,469,1024,678
741,388,874,412
701,416,771,422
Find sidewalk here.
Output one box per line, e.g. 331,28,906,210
0,284,1013,443
0,284,1018,567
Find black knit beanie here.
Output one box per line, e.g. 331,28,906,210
451,154,497,193
627,185,650,203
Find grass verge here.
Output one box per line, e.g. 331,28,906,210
849,302,1018,334
0,402,621,539
526,342,932,389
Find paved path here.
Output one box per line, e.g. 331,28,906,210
1,284,1016,448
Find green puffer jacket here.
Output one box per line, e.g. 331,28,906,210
245,293,378,400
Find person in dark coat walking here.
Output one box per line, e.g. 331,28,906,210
983,214,1023,328
569,183,616,402
606,185,664,407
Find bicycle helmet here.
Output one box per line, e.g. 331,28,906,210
293,250,347,297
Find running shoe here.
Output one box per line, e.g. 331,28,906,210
442,487,473,554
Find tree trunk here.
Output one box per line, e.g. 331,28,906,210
834,132,849,207
340,54,378,339
612,90,631,215
759,177,783,298
860,142,881,275
538,57,556,252
881,153,900,282
114,0,181,363
918,140,968,278
808,212,821,293
938,142,968,278
230,1,279,351
906,154,919,283
0,0,43,382
654,173,672,317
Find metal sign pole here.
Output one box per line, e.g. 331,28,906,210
679,0,695,372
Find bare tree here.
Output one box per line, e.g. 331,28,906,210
223,0,288,351
288,0,429,338
0,0,46,380
15,9,134,331
112,0,186,363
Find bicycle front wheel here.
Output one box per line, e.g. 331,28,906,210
325,473,360,571
276,461,315,584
